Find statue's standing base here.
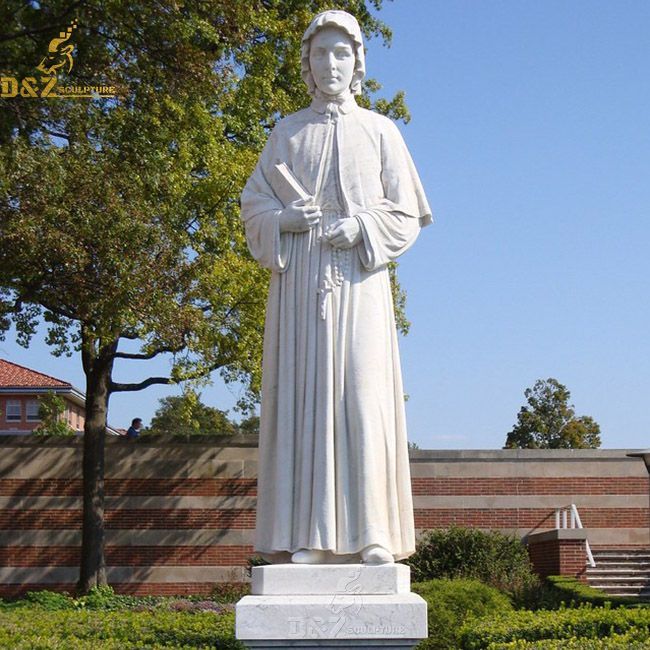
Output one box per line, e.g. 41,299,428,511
235,564,427,649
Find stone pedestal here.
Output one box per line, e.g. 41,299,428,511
236,564,427,649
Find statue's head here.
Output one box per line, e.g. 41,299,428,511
301,10,365,97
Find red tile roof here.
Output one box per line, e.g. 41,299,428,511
0,359,71,389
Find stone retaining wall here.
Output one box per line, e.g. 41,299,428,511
0,437,647,596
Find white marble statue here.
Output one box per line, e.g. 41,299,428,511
241,9,431,566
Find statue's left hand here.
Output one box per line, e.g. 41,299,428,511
326,218,362,249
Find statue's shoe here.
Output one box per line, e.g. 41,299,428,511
361,545,394,564
291,549,328,564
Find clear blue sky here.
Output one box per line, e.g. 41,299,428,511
2,0,649,449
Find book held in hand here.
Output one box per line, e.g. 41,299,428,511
272,162,311,207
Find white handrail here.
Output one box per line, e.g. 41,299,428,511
555,503,596,568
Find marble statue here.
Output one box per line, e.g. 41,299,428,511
241,9,431,566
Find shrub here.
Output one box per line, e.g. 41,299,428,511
12,587,239,614
413,578,513,650
168,599,232,613
246,554,270,579
76,585,121,609
210,582,250,603
460,604,650,649
71,585,162,611
23,590,75,610
407,527,539,598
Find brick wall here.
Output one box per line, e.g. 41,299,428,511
0,394,85,434
0,438,648,596
527,530,588,580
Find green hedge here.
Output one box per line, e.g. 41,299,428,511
0,608,242,649
460,605,650,649
487,629,650,648
413,578,513,650
5,584,648,650
542,576,646,608
516,575,650,612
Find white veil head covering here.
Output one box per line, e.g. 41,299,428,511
301,10,365,97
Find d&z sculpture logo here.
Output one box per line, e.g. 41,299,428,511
1,19,117,98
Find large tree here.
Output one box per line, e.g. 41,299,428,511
0,1,407,592
504,378,601,449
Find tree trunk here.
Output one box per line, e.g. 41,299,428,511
77,334,117,594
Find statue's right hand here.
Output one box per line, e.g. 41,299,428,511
278,198,322,233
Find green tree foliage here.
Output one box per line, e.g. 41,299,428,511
504,378,601,449
33,392,76,437
147,392,236,437
147,392,260,436
0,0,407,592
237,414,260,436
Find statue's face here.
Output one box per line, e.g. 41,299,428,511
308,26,355,96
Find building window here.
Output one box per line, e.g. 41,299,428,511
5,400,21,421
26,400,41,421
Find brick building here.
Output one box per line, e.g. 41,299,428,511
0,359,86,435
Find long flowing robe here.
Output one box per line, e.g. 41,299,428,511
241,95,431,561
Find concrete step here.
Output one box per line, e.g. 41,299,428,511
589,570,650,576
589,560,650,566
593,557,650,563
592,551,650,559
594,587,650,598
591,554,650,560
587,563,650,575
590,559,650,564
591,583,649,592
592,548,650,553
585,548,650,599
592,572,650,578
607,591,650,602
589,580,650,588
